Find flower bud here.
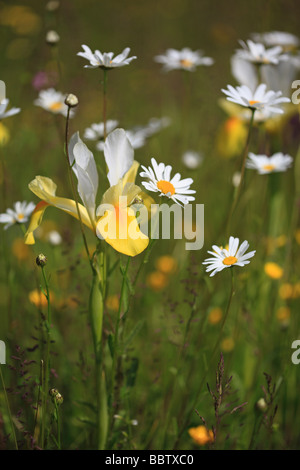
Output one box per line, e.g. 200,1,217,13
45,30,60,45
256,397,268,412
64,94,79,108
36,253,47,267
49,388,63,405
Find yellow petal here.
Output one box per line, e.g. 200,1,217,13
29,176,94,228
96,206,149,257
24,201,49,245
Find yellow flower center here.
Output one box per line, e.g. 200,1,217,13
49,101,63,111
262,164,275,171
223,256,237,266
156,180,175,196
17,213,25,221
248,100,260,106
180,59,193,68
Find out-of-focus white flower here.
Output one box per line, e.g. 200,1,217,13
95,117,171,151
232,171,241,187
84,120,119,141
203,236,256,277
77,45,137,69
251,31,300,51
46,230,62,245
236,39,287,65
0,99,21,120
154,47,214,72
34,88,73,117
246,152,293,174
0,201,35,229
182,150,203,169
221,83,290,114
140,157,196,206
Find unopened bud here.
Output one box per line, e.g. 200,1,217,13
46,30,60,45
256,398,268,412
36,253,47,267
65,94,79,108
49,388,63,405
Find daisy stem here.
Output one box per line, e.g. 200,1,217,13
102,69,108,140
226,109,255,236
64,105,92,267
0,363,18,449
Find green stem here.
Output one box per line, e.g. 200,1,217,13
102,69,108,140
89,247,108,449
0,364,18,449
226,109,256,236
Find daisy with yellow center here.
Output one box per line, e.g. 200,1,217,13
246,152,293,174
154,47,214,72
203,236,256,277
140,157,195,206
221,83,290,114
0,201,35,230
34,88,73,117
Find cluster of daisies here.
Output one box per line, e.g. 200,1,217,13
2,31,298,274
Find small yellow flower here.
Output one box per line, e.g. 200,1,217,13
264,262,283,280
29,289,54,308
208,307,222,325
155,255,177,274
146,271,169,291
276,306,290,323
105,295,120,311
188,426,214,446
292,282,300,298
217,116,248,159
279,283,294,300
295,229,300,245
221,337,235,352
0,123,10,146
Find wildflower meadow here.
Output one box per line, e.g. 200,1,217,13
1,0,300,454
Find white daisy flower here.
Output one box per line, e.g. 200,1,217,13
95,117,171,151
77,45,137,69
221,83,290,114
34,88,73,117
0,98,21,120
154,47,214,72
236,39,287,65
251,31,300,51
203,236,256,277
84,120,119,141
182,150,203,169
140,157,196,206
246,152,293,174
0,201,36,230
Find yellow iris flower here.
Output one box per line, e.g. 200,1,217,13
25,129,151,257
